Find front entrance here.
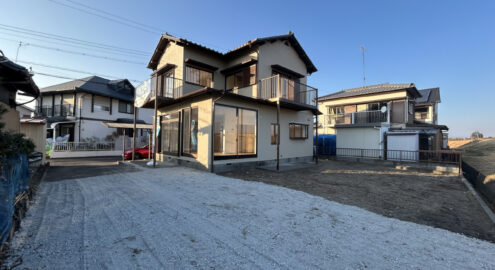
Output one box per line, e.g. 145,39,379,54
58,123,75,142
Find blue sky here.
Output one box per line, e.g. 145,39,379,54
1,0,494,137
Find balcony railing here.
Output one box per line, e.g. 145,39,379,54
324,110,388,126
134,74,317,108
257,75,317,107
36,104,74,117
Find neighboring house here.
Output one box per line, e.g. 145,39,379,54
317,83,448,156
137,32,319,172
35,76,153,143
16,105,34,119
414,87,440,124
0,52,40,133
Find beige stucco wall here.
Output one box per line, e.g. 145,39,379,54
157,42,184,84
183,47,226,90
20,122,47,163
156,96,314,169
214,96,314,165
157,97,213,170
1,101,21,133
258,40,308,85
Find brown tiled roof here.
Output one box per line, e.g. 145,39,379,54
318,83,421,101
147,32,317,74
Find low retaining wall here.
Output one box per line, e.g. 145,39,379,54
332,156,460,175
462,162,495,206
50,151,121,159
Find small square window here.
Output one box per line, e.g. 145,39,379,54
270,123,279,145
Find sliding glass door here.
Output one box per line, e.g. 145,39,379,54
182,107,198,156
214,105,257,159
161,112,180,155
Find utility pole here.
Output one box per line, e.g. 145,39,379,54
15,42,22,62
360,45,366,88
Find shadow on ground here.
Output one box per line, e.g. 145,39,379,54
45,156,141,182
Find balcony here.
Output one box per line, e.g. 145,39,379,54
324,110,388,126
135,75,318,109
36,104,74,117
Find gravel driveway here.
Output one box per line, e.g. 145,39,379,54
3,165,495,269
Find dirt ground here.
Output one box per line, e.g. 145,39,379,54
221,159,495,243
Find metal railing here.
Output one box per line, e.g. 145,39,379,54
135,74,317,107
336,147,462,172
36,104,74,117
324,110,387,126
52,142,115,152
257,75,317,106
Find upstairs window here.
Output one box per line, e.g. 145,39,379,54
118,101,133,114
93,96,110,112
185,66,213,87
289,123,308,140
226,64,256,90
329,106,344,115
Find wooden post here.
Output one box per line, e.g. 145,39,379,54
132,105,137,161
122,128,126,162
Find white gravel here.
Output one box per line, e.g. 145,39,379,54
4,166,495,269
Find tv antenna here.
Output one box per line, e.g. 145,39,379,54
360,45,366,88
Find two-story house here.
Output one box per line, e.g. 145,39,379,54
36,76,152,144
136,32,319,172
317,83,448,157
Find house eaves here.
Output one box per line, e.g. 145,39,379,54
147,32,317,74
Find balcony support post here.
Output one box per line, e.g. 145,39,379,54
153,87,158,168
276,97,280,171
315,88,319,164
122,128,126,162
132,105,137,161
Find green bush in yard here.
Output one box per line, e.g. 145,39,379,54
0,104,35,165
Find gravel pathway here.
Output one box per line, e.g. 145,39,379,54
3,166,495,269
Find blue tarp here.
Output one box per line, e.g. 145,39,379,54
0,154,29,244
314,135,336,156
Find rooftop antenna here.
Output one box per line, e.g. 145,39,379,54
360,45,366,88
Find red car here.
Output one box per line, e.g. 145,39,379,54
124,145,153,160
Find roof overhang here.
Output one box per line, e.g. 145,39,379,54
140,87,321,115
0,55,40,98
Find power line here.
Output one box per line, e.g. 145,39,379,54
0,37,146,65
0,23,149,55
48,0,160,35
46,0,228,52
18,60,141,82
0,30,147,59
65,0,163,33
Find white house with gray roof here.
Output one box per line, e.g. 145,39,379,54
317,83,448,157
35,76,153,144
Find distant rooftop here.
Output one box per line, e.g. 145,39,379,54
40,76,134,102
416,88,441,104
318,83,421,101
